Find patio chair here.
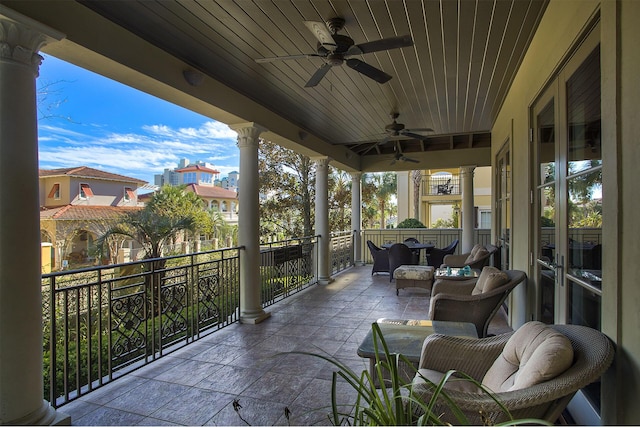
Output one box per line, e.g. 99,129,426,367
426,239,458,267
442,243,498,269
404,237,421,264
428,267,526,337
366,240,389,275
410,321,614,425
388,243,417,282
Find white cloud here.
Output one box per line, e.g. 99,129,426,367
38,120,239,184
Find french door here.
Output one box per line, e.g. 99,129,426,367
532,23,602,421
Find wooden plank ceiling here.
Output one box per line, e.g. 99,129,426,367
75,0,548,168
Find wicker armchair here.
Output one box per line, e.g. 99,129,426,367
388,243,417,282
426,239,458,267
410,323,614,425
429,268,526,337
366,240,389,275
404,237,421,264
442,243,498,269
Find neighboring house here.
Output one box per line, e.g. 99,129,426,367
39,166,147,270
152,159,239,225
155,159,239,192
216,170,239,192
397,167,492,228
184,183,238,225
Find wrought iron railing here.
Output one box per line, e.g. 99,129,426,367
42,248,241,408
330,230,354,274
259,236,318,307
42,233,357,407
422,174,461,196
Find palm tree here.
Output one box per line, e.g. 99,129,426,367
372,172,397,228
97,186,204,317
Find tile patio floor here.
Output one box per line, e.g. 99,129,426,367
59,265,512,426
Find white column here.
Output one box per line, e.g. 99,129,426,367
350,172,363,266
396,171,410,223
229,123,270,324
460,166,476,253
313,157,332,284
0,6,68,425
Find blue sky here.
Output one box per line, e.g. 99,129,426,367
36,54,239,186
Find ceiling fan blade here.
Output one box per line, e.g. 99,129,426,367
402,131,431,140
305,63,332,87
304,21,337,51
256,53,323,63
403,156,420,163
405,127,434,133
345,59,392,84
347,35,413,55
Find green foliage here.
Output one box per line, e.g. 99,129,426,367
258,140,315,238
289,323,537,426
540,216,555,227
286,323,546,426
397,218,426,228
97,185,201,259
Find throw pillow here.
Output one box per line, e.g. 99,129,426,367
472,266,509,295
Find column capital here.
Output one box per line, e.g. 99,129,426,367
0,5,64,75
312,156,331,169
229,122,267,148
350,171,362,180
459,165,477,174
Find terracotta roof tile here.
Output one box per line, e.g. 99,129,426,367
185,184,237,199
40,205,141,221
39,166,147,184
175,164,220,174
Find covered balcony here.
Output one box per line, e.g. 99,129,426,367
1,0,639,425
46,261,511,426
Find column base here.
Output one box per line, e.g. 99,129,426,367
240,309,271,324
6,401,71,425
318,276,334,285
355,261,366,266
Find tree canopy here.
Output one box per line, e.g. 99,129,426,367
98,185,204,259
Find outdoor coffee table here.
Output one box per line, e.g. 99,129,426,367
357,318,478,386
435,267,480,280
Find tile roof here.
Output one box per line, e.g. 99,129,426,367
40,205,141,220
175,165,220,174
185,184,237,199
39,166,147,184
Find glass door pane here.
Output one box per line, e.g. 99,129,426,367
565,46,602,330
496,144,511,270
534,96,557,324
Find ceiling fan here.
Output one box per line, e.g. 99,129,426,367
362,112,433,155
255,17,413,87
390,141,420,165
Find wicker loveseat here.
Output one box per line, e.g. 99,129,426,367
410,322,614,425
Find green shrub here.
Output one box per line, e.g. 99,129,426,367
397,218,426,228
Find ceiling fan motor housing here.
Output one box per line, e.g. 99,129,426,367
385,121,405,134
